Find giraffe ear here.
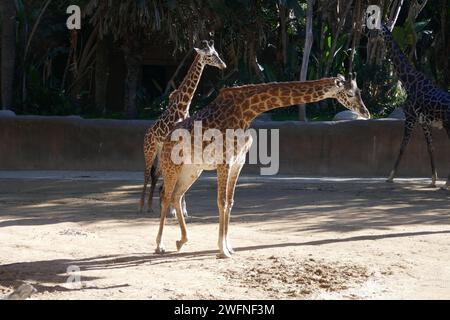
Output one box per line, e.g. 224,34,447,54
168,89,179,100
194,47,201,54
208,40,214,48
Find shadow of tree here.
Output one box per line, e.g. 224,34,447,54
0,177,449,235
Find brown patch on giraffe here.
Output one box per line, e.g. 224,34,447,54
306,88,314,95
250,96,260,105
270,97,279,105
313,91,323,99
279,96,292,105
243,110,255,119
259,93,271,102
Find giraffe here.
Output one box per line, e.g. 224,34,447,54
380,24,450,188
139,40,226,213
154,74,370,258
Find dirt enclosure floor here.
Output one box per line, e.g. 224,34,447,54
0,171,449,300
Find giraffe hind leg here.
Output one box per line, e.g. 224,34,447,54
155,168,179,254
140,137,158,213
159,183,188,218
421,123,438,188
139,166,151,213
147,163,160,214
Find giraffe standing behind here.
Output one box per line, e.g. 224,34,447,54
154,75,370,258
139,40,226,213
380,24,450,188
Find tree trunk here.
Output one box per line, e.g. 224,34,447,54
123,43,142,119
0,0,16,110
298,0,314,121
279,3,288,70
348,0,362,74
324,0,353,76
95,37,110,115
406,0,429,61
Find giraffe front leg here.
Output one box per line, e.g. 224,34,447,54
224,163,245,254
216,165,232,259
387,113,416,183
155,173,177,254
421,123,438,188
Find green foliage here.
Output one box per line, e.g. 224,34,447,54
5,0,448,120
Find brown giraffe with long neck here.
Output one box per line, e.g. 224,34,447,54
154,74,370,258
139,40,226,213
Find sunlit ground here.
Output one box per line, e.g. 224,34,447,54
0,171,449,299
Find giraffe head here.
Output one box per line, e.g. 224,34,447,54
194,40,227,70
333,73,371,119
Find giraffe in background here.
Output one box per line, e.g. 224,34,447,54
380,24,450,188
154,74,370,258
139,40,226,213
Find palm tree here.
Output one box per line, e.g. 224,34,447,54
0,0,16,110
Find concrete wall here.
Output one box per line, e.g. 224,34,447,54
0,116,449,177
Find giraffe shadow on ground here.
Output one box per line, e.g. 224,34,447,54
1,228,449,293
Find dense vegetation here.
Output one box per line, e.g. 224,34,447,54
0,0,449,121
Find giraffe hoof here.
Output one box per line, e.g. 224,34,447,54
216,251,232,259
176,240,187,251
426,183,438,189
155,247,166,254
385,179,394,183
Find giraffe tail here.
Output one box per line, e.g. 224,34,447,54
148,160,161,211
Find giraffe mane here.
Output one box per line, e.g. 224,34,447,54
217,78,338,96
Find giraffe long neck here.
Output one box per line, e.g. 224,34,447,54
171,54,205,114
225,79,338,127
381,24,422,92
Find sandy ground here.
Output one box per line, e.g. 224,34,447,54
0,171,449,300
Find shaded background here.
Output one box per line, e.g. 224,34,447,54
0,0,449,121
